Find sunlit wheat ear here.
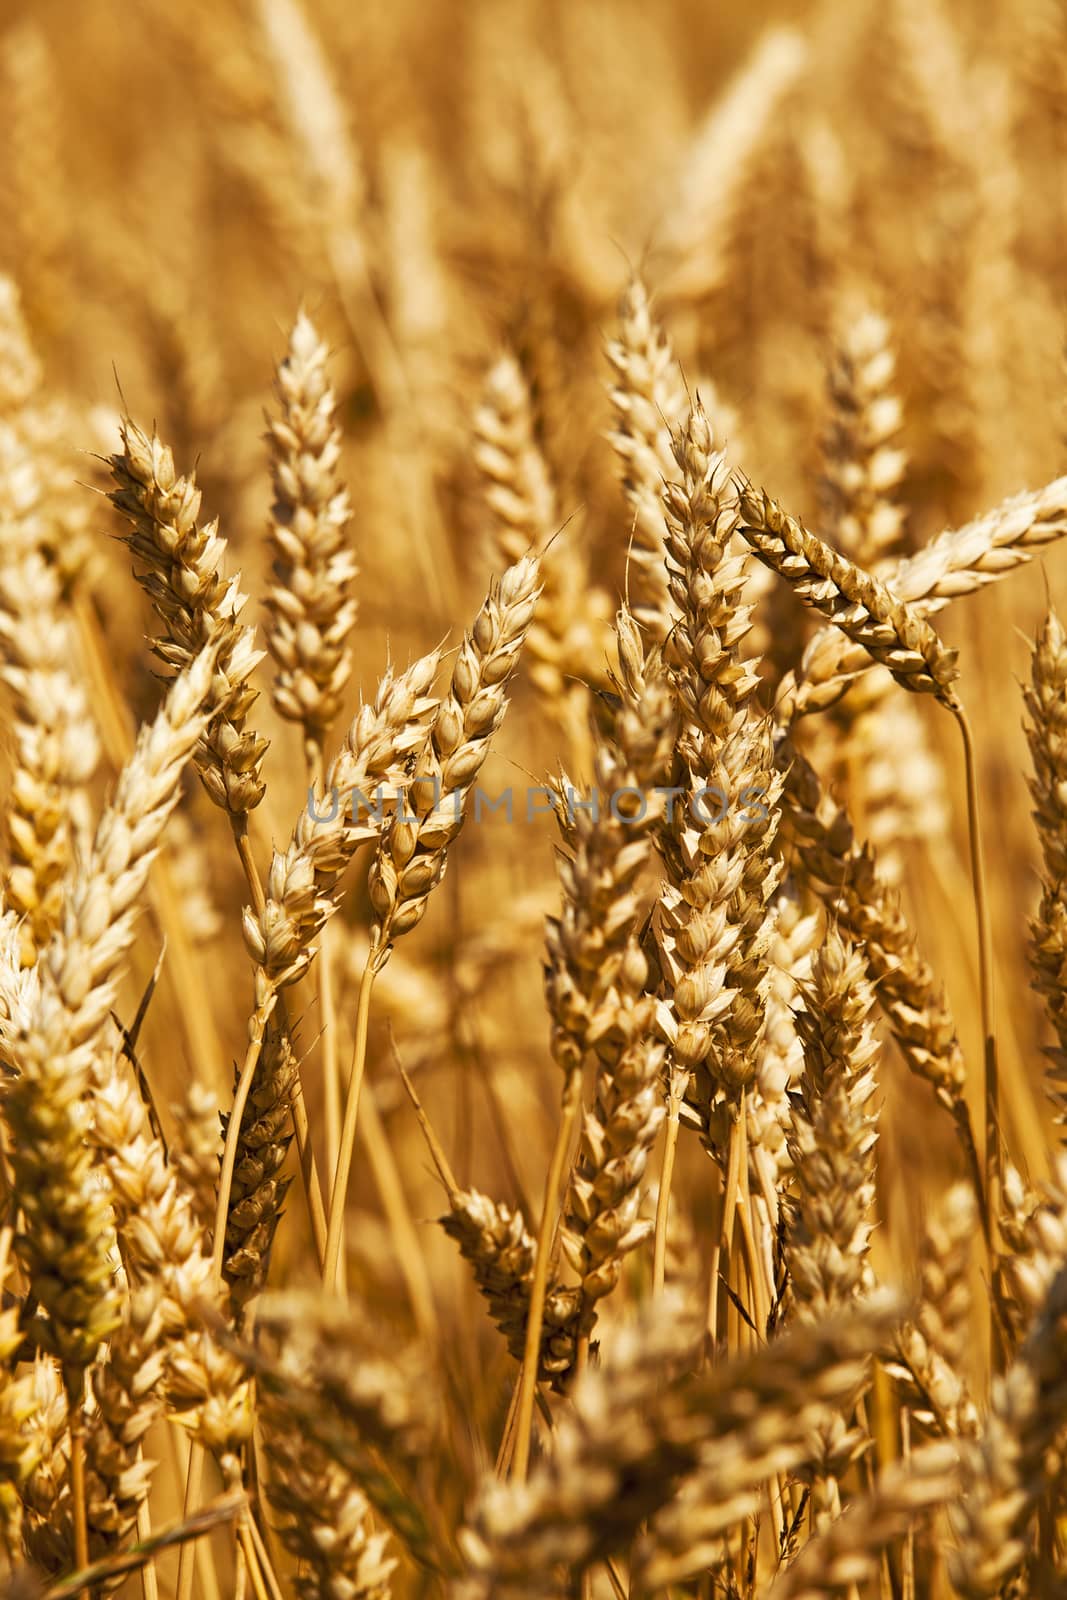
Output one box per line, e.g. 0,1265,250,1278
460,1292,899,1599
769,1443,960,1600
605,276,688,640
1023,605,1067,1135
243,649,440,988
324,554,541,1295
5,640,221,1393
736,481,959,707
369,552,542,950
108,418,269,817
787,472,1067,721
0,417,98,967
780,742,980,1196
265,308,358,763
93,1049,253,1482
664,403,761,768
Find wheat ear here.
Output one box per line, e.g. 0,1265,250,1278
737,481,959,707
325,556,542,1294
1023,605,1067,1135
780,740,983,1209
786,930,880,1528
108,418,269,821
820,303,907,568
0,417,98,966
787,472,1067,721
265,308,357,759
738,494,996,1261
604,277,688,640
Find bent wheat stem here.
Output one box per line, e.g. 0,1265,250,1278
512,1066,582,1482
310,744,342,1179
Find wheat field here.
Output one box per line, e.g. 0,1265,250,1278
2,0,1067,1596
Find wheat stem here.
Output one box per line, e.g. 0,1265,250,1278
512,1066,582,1482
310,741,342,1180
238,1520,271,1600
953,704,1000,1359
70,1416,89,1588
175,1446,206,1600
324,951,381,1291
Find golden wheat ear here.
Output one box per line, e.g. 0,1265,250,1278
265,308,358,765
605,276,688,642
736,480,959,709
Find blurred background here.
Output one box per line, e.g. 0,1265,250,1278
2,0,1065,1462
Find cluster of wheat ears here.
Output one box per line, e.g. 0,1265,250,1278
6,0,1067,1597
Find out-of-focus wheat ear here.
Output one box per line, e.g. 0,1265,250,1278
5,639,220,1393
737,481,960,708
0,275,42,412
473,353,608,764
461,1290,899,1597
1023,606,1067,1134
820,303,907,569
0,24,67,338
108,418,269,820
657,28,810,303
950,1257,1067,1597
250,1294,450,1573
604,277,688,640
265,309,358,764
0,1229,41,1559
766,1442,960,1600
260,1405,397,1600
0,415,99,966
892,1182,979,1440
